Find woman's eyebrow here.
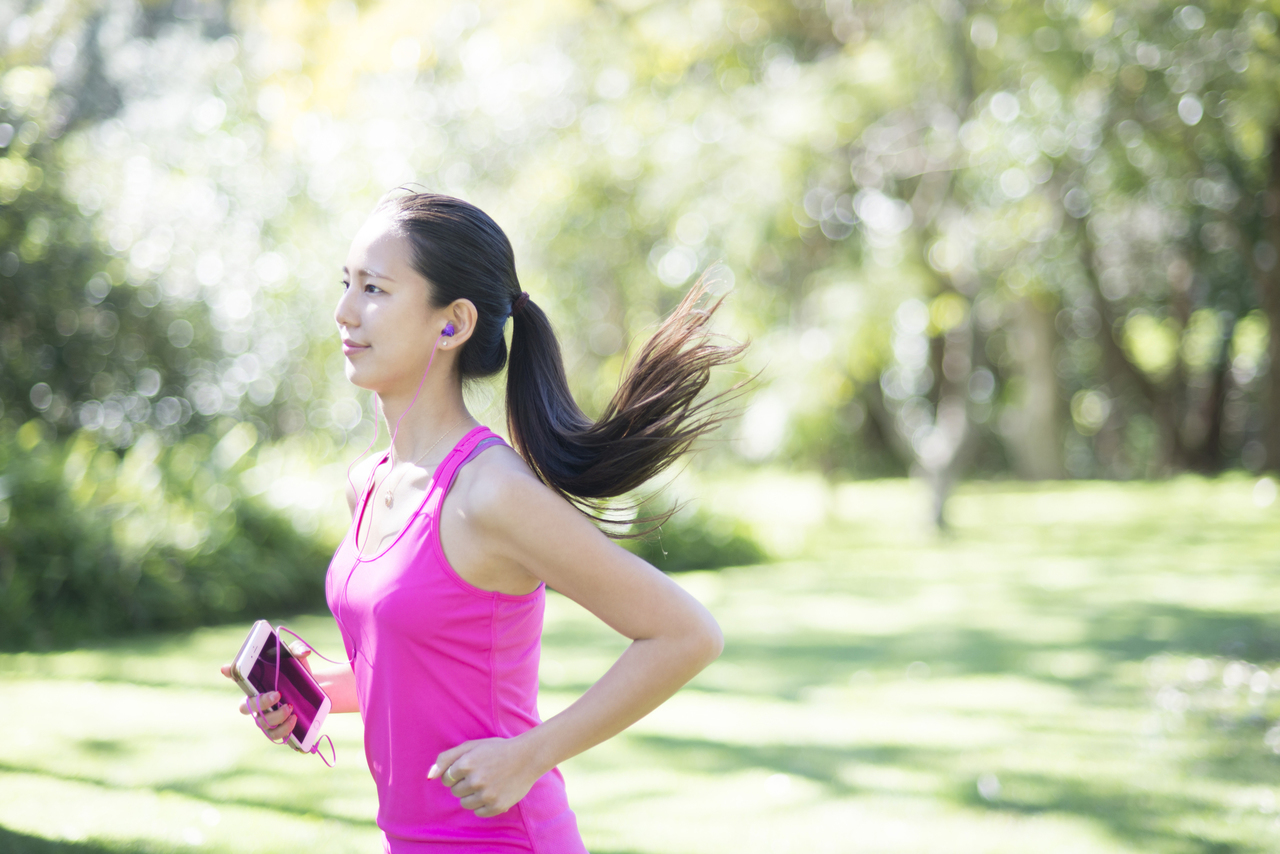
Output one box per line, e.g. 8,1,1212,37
342,266,394,281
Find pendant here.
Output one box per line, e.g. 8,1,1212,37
384,491,394,508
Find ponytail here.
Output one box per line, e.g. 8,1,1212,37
380,192,746,534
507,280,746,532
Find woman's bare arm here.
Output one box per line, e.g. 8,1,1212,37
429,452,722,816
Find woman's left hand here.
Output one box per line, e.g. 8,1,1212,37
428,736,545,817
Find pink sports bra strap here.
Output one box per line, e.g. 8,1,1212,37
435,429,506,495
458,435,505,468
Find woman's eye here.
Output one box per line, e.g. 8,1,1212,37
341,280,350,290
364,284,382,294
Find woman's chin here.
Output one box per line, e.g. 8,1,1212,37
344,364,377,390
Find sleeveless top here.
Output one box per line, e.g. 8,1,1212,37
325,425,588,854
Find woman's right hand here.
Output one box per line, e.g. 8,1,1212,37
219,664,300,748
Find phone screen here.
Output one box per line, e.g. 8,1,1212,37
248,632,326,744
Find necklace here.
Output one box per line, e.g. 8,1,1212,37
379,415,469,509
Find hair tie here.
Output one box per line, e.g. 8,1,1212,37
511,291,530,317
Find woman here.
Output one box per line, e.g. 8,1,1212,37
222,193,743,852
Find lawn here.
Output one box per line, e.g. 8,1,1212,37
2,474,1279,854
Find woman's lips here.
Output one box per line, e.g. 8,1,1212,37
342,341,369,355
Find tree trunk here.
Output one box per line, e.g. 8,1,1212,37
917,317,976,529
1186,318,1235,472
1078,220,1183,472
1001,297,1065,478
1258,131,1280,472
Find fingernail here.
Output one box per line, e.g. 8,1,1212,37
428,764,439,778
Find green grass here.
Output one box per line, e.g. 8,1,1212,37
3,474,1280,853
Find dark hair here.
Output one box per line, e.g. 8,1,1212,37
379,192,746,533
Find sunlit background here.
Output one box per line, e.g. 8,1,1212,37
4,0,1280,852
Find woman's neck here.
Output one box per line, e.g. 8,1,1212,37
377,374,474,464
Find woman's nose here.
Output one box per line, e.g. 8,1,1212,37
334,287,358,328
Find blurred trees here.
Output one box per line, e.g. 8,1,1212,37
4,0,1280,637
764,0,1280,518
0,1,350,644
738,0,1280,503
0,423,336,647
10,0,1278,485
1,9,207,446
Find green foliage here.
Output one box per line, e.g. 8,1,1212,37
626,502,766,572
0,422,334,649
10,0,1280,640
0,15,226,447
10,0,1280,491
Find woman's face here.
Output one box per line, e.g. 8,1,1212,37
335,213,444,394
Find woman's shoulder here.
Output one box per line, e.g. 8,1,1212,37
452,439,555,525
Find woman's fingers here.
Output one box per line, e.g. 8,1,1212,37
254,702,295,740
264,706,293,729
428,742,475,781
265,712,297,742
286,642,318,676
259,702,292,730
459,793,487,811
449,777,479,797
227,686,298,749
239,692,282,716
240,693,295,741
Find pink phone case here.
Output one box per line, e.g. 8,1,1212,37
232,620,331,752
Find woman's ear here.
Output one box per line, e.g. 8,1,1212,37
441,299,478,347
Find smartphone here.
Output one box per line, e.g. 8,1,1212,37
230,620,332,753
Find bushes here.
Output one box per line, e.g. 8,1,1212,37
0,420,337,649
0,416,765,647
625,501,765,572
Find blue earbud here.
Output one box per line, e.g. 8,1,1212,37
442,322,456,337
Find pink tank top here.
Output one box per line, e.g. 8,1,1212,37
326,426,588,853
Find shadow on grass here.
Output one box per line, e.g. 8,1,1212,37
957,771,1249,854
715,629,1025,687
159,770,380,828
1083,603,1280,663
75,739,129,757
1195,724,1280,788
0,762,379,830
650,602,1280,703
629,735,1260,853
628,733,937,795
0,826,165,854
